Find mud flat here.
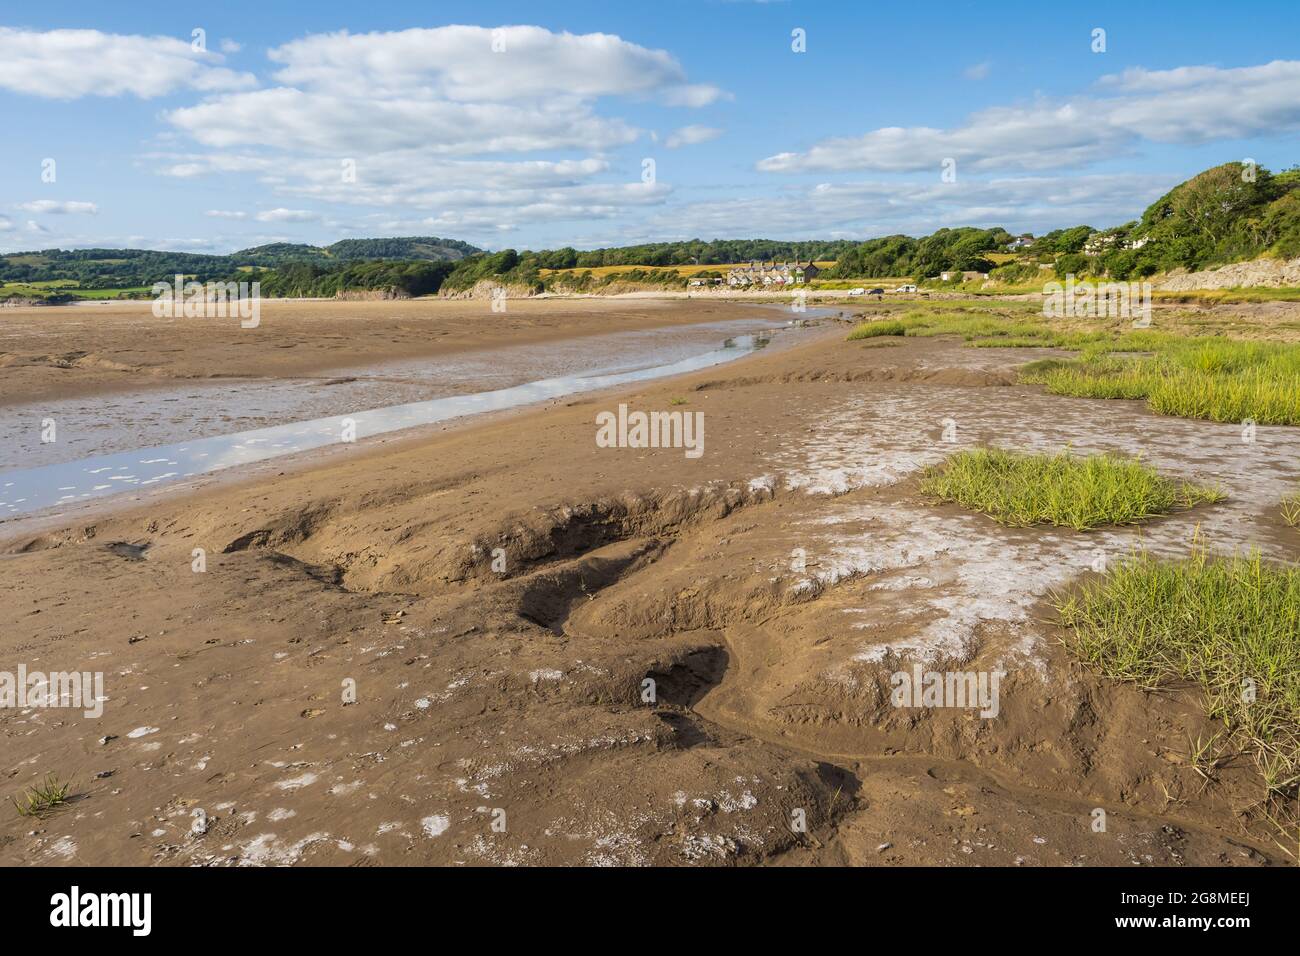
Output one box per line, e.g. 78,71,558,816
0,316,795,508
0,297,809,407
0,304,1295,866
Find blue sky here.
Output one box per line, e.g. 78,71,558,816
2,0,1298,253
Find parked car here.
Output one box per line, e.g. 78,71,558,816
867,288,885,297
895,284,917,293
848,287,866,296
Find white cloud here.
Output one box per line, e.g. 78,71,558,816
254,208,321,223
279,156,620,206
964,62,992,81
205,209,249,219
149,150,666,235
162,27,717,155
0,28,256,99
265,26,724,105
17,200,99,214
161,153,611,195
167,88,640,154
661,85,732,108
0,215,12,231
151,152,276,179
155,25,721,232
666,125,723,148
759,60,1300,173
643,173,1170,240
326,181,670,236
219,39,242,54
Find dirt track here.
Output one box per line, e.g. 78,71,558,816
1,303,1295,866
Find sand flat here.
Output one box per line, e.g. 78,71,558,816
0,298,1292,866
0,297,796,406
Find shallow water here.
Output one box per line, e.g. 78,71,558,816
0,315,812,521
1,315,801,470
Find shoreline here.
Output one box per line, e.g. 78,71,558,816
0,297,824,408
0,314,835,537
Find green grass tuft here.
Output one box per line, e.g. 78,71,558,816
847,320,906,340
1055,547,1300,797
919,448,1224,530
1283,490,1300,527
11,773,72,818
967,336,1061,348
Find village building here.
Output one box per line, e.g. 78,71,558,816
726,260,820,287
1083,233,1121,255
1084,231,1149,255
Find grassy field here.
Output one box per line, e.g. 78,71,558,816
917,272,1300,302
848,304,1075,346
810,277,912,290
1056,547,1300,799
919,448,1223,530
845,301,1300,425
1154,287,1300,304
0,281,152,300
1021,339,1300,425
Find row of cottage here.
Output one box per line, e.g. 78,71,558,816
720,260,821,287
686,232,1140,289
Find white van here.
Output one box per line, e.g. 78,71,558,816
895,284,917,293
848,287,866,296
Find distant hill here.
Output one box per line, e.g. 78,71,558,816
233,236,480,266
228,242,326,265
826,161,1300,281
0,236,482,290
325,237,480,261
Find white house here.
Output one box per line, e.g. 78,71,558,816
726,260,820,287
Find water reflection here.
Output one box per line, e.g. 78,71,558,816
0,331,774,520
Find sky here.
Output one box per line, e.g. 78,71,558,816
1,0,1298,254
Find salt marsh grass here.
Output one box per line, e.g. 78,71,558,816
1282,490,1300,527
1056,547,1300,798
920,448,1223,530
846,302,1300,424
847,320,906,339
1022,339,1300,424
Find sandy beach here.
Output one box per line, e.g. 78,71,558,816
1,297,1293,866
